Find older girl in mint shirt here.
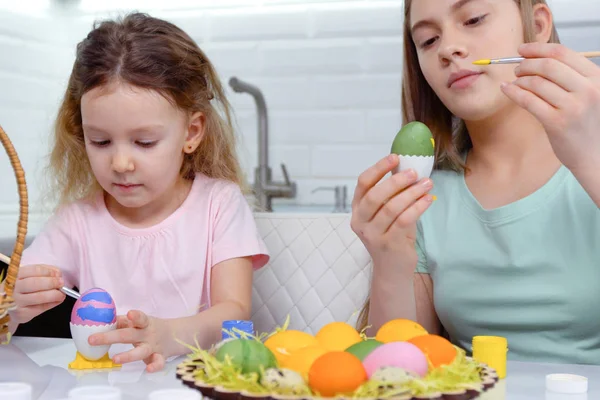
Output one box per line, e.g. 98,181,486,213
353,0,600,364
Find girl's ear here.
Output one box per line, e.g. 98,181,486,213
532,3,554,43
183,111,205,154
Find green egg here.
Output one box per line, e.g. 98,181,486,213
345,339,384,361
215,338,277,375
391,121,435,157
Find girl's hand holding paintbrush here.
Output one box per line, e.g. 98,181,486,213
10,264,66,324
493,43,600,175
0,253,66,324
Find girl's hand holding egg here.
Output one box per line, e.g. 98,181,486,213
11,265,66,324
350,122,435,269
88,309,170,372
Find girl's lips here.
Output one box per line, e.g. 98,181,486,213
114,183,142,191
449,73,482,89
447,70,483,88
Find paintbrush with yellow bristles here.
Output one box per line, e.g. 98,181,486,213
473,51,600,65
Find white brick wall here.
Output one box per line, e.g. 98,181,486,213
0,0,600,237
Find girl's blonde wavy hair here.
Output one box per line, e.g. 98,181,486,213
356,0,560,332
47,12,246,207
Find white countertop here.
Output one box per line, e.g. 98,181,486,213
2,337,600,400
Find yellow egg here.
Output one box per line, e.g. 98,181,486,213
281,345,328,380
315,322,362,351
264,330,319,365
375,319,428,343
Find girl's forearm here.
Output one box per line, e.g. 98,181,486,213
571,159,600,208
366,262,417,337
162,300,250,358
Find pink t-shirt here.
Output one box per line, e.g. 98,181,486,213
21,175,269,319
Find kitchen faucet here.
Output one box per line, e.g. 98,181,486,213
311,185,348,213
229,77,296,211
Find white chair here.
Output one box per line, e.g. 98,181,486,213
251,213,372,335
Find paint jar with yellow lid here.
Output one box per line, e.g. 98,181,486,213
472,336,508,379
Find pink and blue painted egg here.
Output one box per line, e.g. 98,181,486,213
70,288,117,326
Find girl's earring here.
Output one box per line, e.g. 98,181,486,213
186,144,194,153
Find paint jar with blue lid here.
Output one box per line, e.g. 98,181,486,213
222,320,254,340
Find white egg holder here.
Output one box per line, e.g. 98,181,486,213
174,357,499,400
70,322,117,361
392,155,435,181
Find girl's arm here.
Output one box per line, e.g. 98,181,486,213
368,267,441,336
162,256,253,357
570,162,600,208
91,256,254,372
501,43,600,207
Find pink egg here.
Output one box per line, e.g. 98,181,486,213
70,288,116,326
362,342,429,377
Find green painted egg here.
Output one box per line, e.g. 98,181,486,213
391,121,435,157
345,339,384,361
215,339,277,375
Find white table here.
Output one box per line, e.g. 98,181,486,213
2,337,600,400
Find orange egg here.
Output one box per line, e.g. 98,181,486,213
407,334,457,368
308,351,367,397
315,322,362,351
282,345,328,380
375,319,428,343
264,330,318,365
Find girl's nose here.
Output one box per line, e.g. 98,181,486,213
111,151,135,173
438,34,469,64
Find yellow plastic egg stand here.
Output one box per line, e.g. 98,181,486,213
69,352,120,370
0,125,119,371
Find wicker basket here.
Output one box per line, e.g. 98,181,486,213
0,125,29,341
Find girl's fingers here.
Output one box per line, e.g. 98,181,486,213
15,289,66,307
501,82,555,123
371,178,434,233
116,315,133,329
356,169,419,223
89,327,140,346
353,154,399,208
518,43,600,78
144,353,166,373
113,343,152,365
17,276,63,294
17,265,61,279
127,310,149,329
516,57,588,93
15,301,64,321
387,194,435,235
511,75,570,109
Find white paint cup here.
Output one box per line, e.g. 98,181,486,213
68,385,122,400
0,382,32,400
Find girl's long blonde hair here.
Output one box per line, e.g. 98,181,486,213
47,12,246,207
356,0,560,332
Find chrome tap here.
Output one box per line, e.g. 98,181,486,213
229,77,296,211
311,185,348,213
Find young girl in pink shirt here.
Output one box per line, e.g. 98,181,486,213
8,12,269,372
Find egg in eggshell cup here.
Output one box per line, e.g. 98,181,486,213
174,316,498,400
391,121,436,181
68,287,121,370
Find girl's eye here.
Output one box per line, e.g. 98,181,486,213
421,37,438,48
90,140,110,147
137,141,157,148
465,14,488,26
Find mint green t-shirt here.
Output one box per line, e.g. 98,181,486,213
416,165,600,364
